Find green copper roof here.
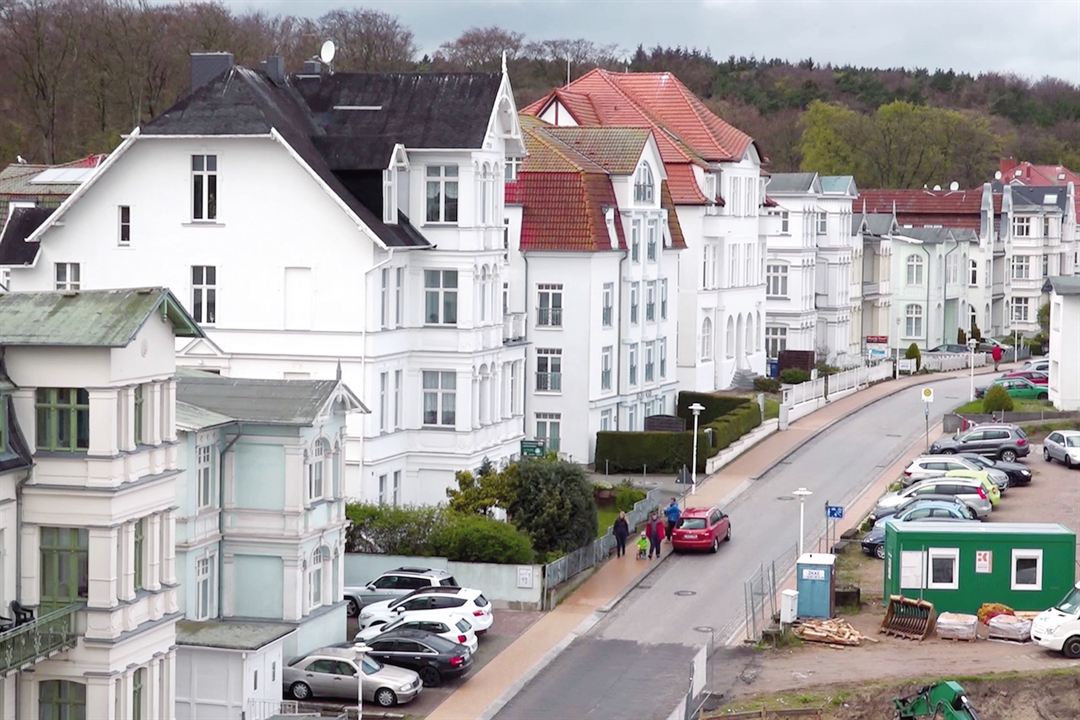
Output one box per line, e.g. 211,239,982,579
0,288,202,347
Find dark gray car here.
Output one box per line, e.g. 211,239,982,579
929,424,1031,462
955,452,1032,485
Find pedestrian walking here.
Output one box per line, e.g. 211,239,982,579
648,512,665,559
613,511,630,557
664,498,681,542
991,344,1003,371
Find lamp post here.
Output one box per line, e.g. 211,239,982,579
792,487,813,556
354,642,372,719
968,338,977,402
689,402,705,496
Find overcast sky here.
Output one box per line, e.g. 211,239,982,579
216,0,1080,84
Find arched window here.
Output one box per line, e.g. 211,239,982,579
904,303,924,338
307,438,330,502
309,546,326,609
906,254,924,285
700,317,713,361
634,162,655,205
39,680,86,719
726,316,735,358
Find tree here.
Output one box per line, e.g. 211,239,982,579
509,458,597,555
1038,301,1050,335
317,8,416,71
957,327,967,345
982,384,1014,413
435,26,523,70
430,513,534,564
798,101,867,178
446,461,517,517
905,342,922,371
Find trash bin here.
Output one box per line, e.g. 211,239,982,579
767,359,779,378
795,553,836,619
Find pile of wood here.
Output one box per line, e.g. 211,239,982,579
793,618,869,647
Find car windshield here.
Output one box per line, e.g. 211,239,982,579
1016,428,1027,438
380,617,407,632
1055,586,1080,614
966,456,990,468
361,655,382,675
680,518,707,530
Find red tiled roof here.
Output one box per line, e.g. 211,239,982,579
665,164,710,205
856,188,1002,230
543,127,651,175
515,171,625,252
549,89,601,126
660,180,687,249
1000,159,1080,187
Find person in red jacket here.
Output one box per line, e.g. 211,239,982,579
991,344,1003,371
646,512,666,559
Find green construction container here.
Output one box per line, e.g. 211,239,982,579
883,521,1077,614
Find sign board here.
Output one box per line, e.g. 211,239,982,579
921,387,935,403
866,335,890,361
898,358,916,374
826,505,844,519
801,568,826,581
975,550,993,574
516,565,534,588
520,439,546,458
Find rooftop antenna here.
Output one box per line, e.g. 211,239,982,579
320,40,336,73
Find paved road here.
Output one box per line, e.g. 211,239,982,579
494,377,973,720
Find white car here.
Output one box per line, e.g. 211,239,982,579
354,612,479,654
358,587,494,634
1032,581,1080,657
902,455,1009,493
1044,430,1080,468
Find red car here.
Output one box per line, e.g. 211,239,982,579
1000,370,1048,385
671,506,731,553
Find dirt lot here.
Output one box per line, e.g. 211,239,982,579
710,441,1080,717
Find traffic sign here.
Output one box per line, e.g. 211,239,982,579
826,505,844,519
921,387,935,403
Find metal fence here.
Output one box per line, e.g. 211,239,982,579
742,543,799,643
542,486,663,591
0,603,82,676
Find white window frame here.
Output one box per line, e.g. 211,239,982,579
602,283,614,327
425,165,459,224
633,162,655,205
644,341,655,382
906,255,924,285
54,262,80,291
646,219,658,260
378,474,387,505
422,371,456,427
630,220,641,262
765,326,787,360
307,440,327,502
424,269,458,325
537,284,563,327
394,267,404,326
600,409,613,431
1012,216,1031,237
309,547,324,609
630,283,640,324
379,372,388,433
1011,297,1030,323
380,268,390,328
904,303,924,338
601,346,612,391
700,317,713,361
195,553,214,620
535,412,561,453
645,281,656,322
926,547,960,590
660,339,668,378
196,441,213,509
780,211,789,233
659,279,668,319
191,265,217,325
816,212,827,235
968,258,977,287
536,348,562,393
393,370,402,430
628,344,638,385
392,470,401,505
1011,255,1030,280
191,154,218,222
118,205,131,246
766,263,788,297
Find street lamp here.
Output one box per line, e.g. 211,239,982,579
792,487,813,556
967,337,978,402
353,642,372,719
689,402,705,496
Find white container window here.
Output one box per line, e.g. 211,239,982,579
1010,548,1042,591
926,547,960,590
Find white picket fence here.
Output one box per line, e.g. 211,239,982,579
781,362,894,425
921,351,987,372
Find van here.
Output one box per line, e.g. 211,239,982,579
1032,581,1080,658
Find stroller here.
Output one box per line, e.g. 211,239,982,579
636,532,649,560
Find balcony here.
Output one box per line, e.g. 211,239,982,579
503,312,526,345
0,603,82,676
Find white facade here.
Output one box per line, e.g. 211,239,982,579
1047,280,1080,411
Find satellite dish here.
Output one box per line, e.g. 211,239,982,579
320,40,336,65
933,184,941,191
994,170,1002,180
949,181,960,191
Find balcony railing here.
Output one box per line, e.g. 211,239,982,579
536,306,563,327
503,312,526,344
0,603,82,676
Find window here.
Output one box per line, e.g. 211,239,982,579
659,339,668,378
536,348,562,392
191,154,218,221
395,268,404,326
630,220,641,262
817,212,827,235
904,303,924,338
380,268,390,328
132,667,145,720
927,547,959,590
191,265,217,324
1043,216,1051,238
425,165,459,223
646,219,658,260
630,283,639,324
310,547,324,608
39,527,88,606
35,388,89,452
379,372,388,432
602,283,613,327
196,555,214,620
119,205,131,246
1011,297,1030,323
1011,255,1030,280
307,439,326,501
422,371,456,426
601,347,613,391
766,264,788,297
38,680,85,720
628,344,638,385
196,442,213,508
700,317,713,361
133,519,145,591
1012,216,1031,237
645,281,656,322
392,470,401,506
536,413,561,453
1042,254,1049,278
968,259,978,286
505,156,521,182
54,262,80,291
627,404,638,431
659,279,668,319
378,474,387,505
424,270,458,325
481,163,491,224
0,395,7,454
780,211,789,233
634,162,655,204
644,341,655,382
393,370,402,430
133,384,144,446
537,284,563,327
765,326,787,359
906,255,924,285
600,409,613,431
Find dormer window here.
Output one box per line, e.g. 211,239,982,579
634,162,655,205
505,157,522,182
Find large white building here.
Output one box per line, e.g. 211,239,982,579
0,287,203,720
504,119,683,463
524,70,767,390
1045,275,1080,411
0,54,529,505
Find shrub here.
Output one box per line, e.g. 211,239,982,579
594,430,709,472
905,343,922,371
970,321,982,341
676,391,749,423
615,484,646,512
957,328,967,345
510,459,598,555
982,384,1014,413
345,504,444,555
753,376,781,393
814,362,840,377
430,513,534,564
780,368,810,384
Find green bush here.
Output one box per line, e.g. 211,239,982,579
982,384,1014,413
905,343,922,371
780,368,810,384
594,430,709,472
753,376,781,393
430,513,534,564
970,321,982,341
676,391,749,423
510,459,597,555
815,362,840,377
614,484,646,512
957,328,967,345
345,504,445,555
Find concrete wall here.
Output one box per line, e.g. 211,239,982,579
344,553,544,610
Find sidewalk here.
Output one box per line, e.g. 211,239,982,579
425,362,1019,720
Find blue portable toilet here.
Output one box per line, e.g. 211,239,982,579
795,553,836,619
768,358,779,378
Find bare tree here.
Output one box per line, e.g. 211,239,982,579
317,8,415,71
435,26,524,71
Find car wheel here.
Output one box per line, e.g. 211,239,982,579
1066,455,1074,469
1064,636,1080,659
375,688,398,707
874,544,885,560
1000,449,1017,463
1044,447,1052,463
1038,392,1048,400
940,448,955,455
290,682,312,701
347,598,360,617
710,537,719,554
419,666,441,687
725,525,731,541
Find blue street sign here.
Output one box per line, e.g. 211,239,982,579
826,505,844,519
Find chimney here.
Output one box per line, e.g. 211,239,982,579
302,59,322,75
262,55,286,85
191,52,235,92
999,157,1018,177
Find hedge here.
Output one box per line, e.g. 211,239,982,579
676,391,749,424
594,430,711,473
703,401,762,454
429,513,534,564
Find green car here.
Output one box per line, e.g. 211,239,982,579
976,377,1048,400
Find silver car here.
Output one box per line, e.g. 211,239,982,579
874,476,992,519
283,646,422,707
1044,431,1080,468
902,455,1009,493
344,567,459,617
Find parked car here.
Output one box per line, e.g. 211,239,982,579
344,567,459,617
868,494,976,524
976,338,1012,353
873,476,993,519
354,613,479,654
282,646,422,706
902,455,1009,492
1044,430,1080,468
359,587,494,633
1032,581,1080,658
954,452,1032,485
929,423,1031,462
943,469,1001,505
671,506,731,553
926,344,969,354
364,628,473,687
975,377,1048,400
1000,370,1048,385
1023,358,1049,374
861,500,976,559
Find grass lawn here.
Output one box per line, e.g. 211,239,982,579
596,505,620,538
953,398,1055,414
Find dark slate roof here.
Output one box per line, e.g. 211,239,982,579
1011,185,1067,212
854,212,897,236
176,373,366,426
767,172,817,194
1044,275,1080,296
0,207,52,266
142,66,440,248
893,226,978,245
